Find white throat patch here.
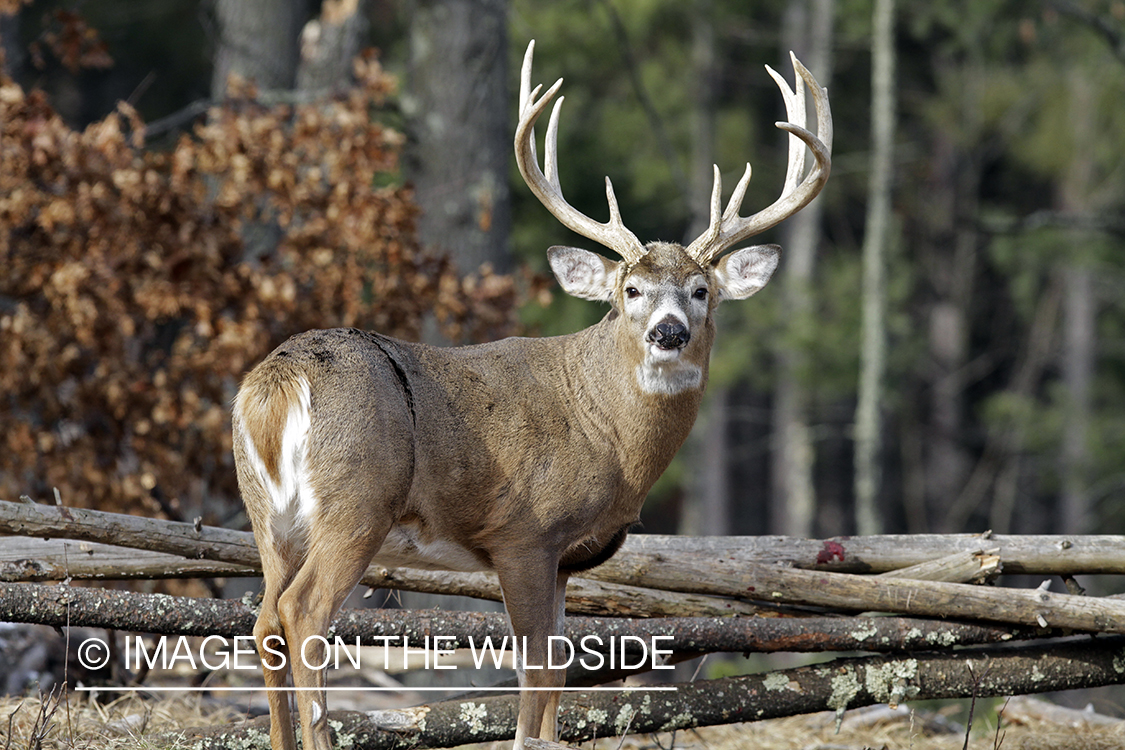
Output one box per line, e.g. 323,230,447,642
636,360,703,395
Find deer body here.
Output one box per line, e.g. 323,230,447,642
237,296,705,575
234,41,830,750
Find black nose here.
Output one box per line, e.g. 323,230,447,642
648,321,690,350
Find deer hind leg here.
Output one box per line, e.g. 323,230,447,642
235,445,301,750
275,494,402,750
254,533,301,750
497,554,569,749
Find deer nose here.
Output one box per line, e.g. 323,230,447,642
647,320,690,350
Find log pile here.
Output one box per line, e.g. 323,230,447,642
2,497,1125,749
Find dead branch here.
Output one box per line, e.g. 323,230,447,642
878,549,1000,583
737,563,1125,634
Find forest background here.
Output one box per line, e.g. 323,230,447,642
2,0,1125,555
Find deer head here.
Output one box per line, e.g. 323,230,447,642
515,40,831,396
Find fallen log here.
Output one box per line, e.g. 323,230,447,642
0,581,1046,655
169,636,1125,749
2,499,1106,610
5,501,1125,632
0,537,765,619
0,537,257,581
9,499,1125,578
605,532,1125,575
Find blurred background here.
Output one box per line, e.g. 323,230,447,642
3,0,1125,550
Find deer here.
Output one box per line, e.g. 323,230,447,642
231,39,830,750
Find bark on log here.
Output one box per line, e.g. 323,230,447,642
170,636,1125,749
0,538,257,581
0,581,1044,655
738,563,1125,633
367,566,770,618
595,532,1125,577
0,500,260,565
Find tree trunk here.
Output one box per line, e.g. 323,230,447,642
399,1,512,673
211,0,310,97
854,0,895,535
926,135,980,531
295,0,369,93
686,0,716,242
1058,69,1098,536
683,388,731,537
404,0,511,275
772,0,834,538
679,0,732,549
1061,265,1094,534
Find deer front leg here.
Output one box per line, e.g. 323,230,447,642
540,571,569,741
496,555,569,749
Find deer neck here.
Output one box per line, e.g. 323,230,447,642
564,313,710,486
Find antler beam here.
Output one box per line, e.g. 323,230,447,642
686,52,833,266
514,40,647,265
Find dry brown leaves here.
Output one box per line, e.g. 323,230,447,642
0,54,524,521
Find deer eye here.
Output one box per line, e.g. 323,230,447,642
625,287,641,299
692,287,708,300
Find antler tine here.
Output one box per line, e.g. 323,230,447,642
767,54,807,198
723,162,754,222
544,94,563,189
515,40,646,264
686,53,832,266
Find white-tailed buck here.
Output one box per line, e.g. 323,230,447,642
233,39,830,750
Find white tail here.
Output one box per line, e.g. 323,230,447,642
233,39,831,750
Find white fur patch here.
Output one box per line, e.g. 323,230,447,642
374,524,485,572
241,377,318,539
635,361,703,395
311,700,322,724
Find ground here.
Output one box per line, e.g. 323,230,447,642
2,692,1124,750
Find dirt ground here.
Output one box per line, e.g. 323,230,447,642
3,691,1124,750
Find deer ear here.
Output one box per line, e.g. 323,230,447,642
547,246,619,302
713,244,781,300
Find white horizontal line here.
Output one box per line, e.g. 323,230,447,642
75,686,678,693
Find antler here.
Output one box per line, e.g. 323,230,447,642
515,40,647,264
686,52,833,266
